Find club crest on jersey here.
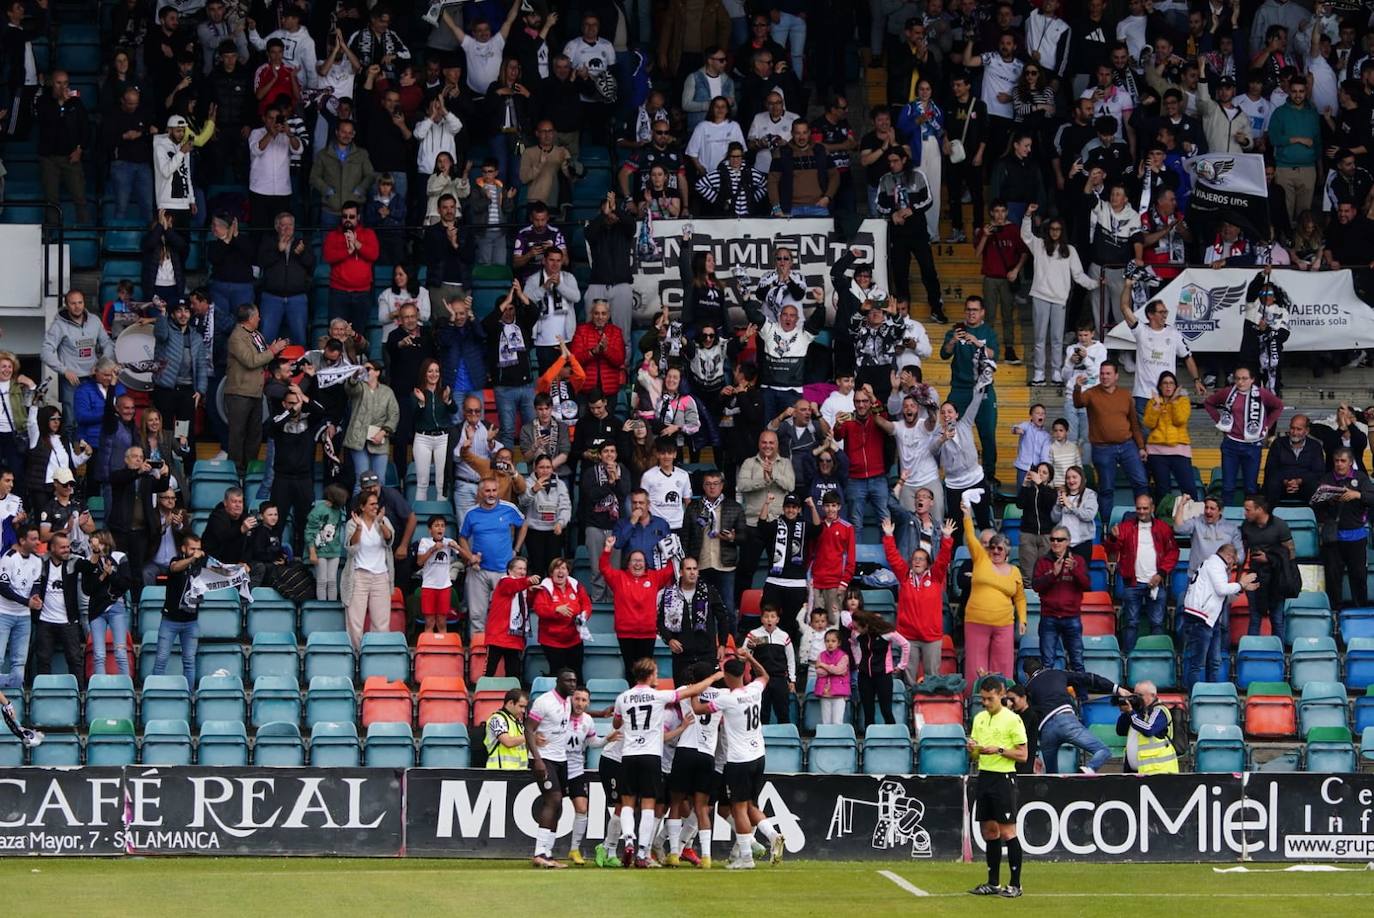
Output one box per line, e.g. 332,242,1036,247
1174,281,1246,342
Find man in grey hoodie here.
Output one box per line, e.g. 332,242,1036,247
40,290,114,438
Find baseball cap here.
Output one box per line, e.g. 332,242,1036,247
821,492,841,505
166,115,189,130
53,468,75,485
359,471,381,487
783,493,802,508
1217,75,1236,87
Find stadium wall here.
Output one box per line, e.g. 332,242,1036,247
3,769,1374,862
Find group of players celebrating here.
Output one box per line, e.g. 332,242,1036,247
523,649,783,870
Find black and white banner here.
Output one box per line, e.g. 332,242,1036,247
625,218,890,325
1107,267,1374,352
1184,152,1269,238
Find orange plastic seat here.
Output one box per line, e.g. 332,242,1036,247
360,676,413,728
418,676,471,727
415,632,465,683
1244,688,1297,739
914,694,964,726
939,635,958,676
740,589,763,619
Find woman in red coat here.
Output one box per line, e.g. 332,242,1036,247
882,516,955,685
532,557,593,682
484,558,543,678
570,300,628,398
600,534,676,681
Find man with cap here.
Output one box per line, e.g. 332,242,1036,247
153,114,201,223
1194,62,1251,154
37,468,94,558
358,469,418,589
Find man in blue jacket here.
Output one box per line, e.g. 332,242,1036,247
152,299,210,450
433,293,487,407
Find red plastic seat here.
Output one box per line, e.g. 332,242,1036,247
1228,594,1269,647
1081,590,1114,613
415,632,465,683
1091,545,1108,563
914,694,964,726
939,635,958,676
418,676,471,727
1081,610,1117,636
467,633,493,681
360,676,413,728
740,589,763,619
1244,693,1297,739
85,632,138,679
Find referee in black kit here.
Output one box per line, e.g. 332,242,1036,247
966,675,1028,898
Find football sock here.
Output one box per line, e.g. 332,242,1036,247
667,818,683,855
698,827,712,857
756,819,778,843
571,813,588,852
986,839,1002,886
619,806,636,846
1007,837,1023,886
637,810,656,856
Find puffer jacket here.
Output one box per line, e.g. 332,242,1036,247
152,306,209,392
310,142,376,215
1142,396,1191,448
434,313,487,393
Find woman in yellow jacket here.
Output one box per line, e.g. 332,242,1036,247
1142,371,1201,501
962,505,1026,695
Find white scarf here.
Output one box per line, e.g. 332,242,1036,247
314,361,367,389
538,575,593,642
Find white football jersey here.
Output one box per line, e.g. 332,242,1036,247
709,681,767,763
679,688,722,756
640,466,692,528
614,686,680,759
660,703,683,773
565,712,598,779
527,690,573,762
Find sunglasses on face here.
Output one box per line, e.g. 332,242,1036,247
1049,537,1068,542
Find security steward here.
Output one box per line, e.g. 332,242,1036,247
1115,679,1179,775
484,688,531,769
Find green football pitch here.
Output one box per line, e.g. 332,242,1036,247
5,858,1374,917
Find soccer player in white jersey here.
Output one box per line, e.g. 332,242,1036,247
527,668,579,868
612,657,723,868
564,685,606,865
593,710,626,868
695,648,783,869
649,696,693,863
668,660,725,867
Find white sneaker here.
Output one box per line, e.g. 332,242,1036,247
770,835,785,865
212,668,231,678
212,451,228,461
1079,766,1098,775
727,857,756,870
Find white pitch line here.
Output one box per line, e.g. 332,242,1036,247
878,869,929,897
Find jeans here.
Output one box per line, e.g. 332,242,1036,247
1180,614,1215,693
154,619,200,689
699,568,737,628
762,388,803,428
1063,397,1092,465
1220,437,1262,506
1038,615,1085,673
494,383,535,447
790,204,830,217
260,292,309,346
1030,296,1065,382
1120,582,1165,653
256,438,277,499
1147,453,1201,502
209,280,256,331
846,476,891,529
1039,710,1111,773
330,289,374,338
109,160,153,222
948,386,998,483
350,449,389,492
769,10,807,75
475,229,507,266
1092,439,1148,525
90,603,131,676
0,614,30,689
453,480,478,528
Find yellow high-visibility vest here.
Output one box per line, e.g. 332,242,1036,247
1135,706,1179,775
484,710,528,769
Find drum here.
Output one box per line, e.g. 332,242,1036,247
114,323,156,392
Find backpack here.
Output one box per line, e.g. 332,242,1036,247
274,561,316,603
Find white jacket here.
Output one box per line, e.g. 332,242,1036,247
414,110,463,174
1182,552,1242,627
1022,215,1099,306
153,134,195,211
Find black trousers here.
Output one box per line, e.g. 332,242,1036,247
618,637,657,682
541,643,584,683
225,394,263,482
33,620,85,692
670,648,716,687
1325,537,1368,610
760,674,791,724
733,523,767,609
486,645,524,679
271,472,314,558
889,218,943,313
858,671,896,729
524,528,561,581
945,157,985,232
152,385,198,445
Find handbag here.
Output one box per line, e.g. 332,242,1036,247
948,100,973,164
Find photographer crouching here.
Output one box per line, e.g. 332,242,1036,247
1115,681,1178,775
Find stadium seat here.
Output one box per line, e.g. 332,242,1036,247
1236,636,1286,689
917,723,968,776
1126,634,1177,689
1289,636,1340,691
1014,634,1040,682
246,592,297,638
1362,726,1374,767
861,724,913,774
141,675,191,724
529,676,556,696
141,719,193,766
913,693,963,726
30,733,82,766
86,718,137,766
1194,723,1246,773
1080,591,1116,637
1340,608,1374,644
587,678,628,710
254,721,306,767
1345,637,1374,692
365,722,416,768
1355,688,1374,734
739,590,762,620
1285,606,1333,644
310,721,361,767
85,673,135,724
360,632,411,684
1305,725,1357,772
1244,682,1298,739
251,675,301,728
30,674,80,727
1298,681,1349,736
249,632,300,683
197,597,243,641
1082,634,1123,684
195,674,246,728
1080,695,1121,727
762,723,804,772
361,676,413,728
196,643,245,683
466,634,492,682
413,632,464,683
1189,682,1240,733
419,676,471,727
807,724,858,774
300,600,347,636
198,721,250,766
305,676,356,727
419,722,471,767
581,644,626,682
304,631,356,682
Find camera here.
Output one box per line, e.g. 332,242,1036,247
1119,693,1146,714
148,459,165,470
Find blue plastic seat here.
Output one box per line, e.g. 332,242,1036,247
247,595,297,638
917,723,968,775
0,733,22,767
1289,636,1339,691
1236,635,1285,689
198,720,250,765
1189,682,1240,732
195,674,246,728
86,673,135,724
529,676,556,696
418,722,471,767
1285,606,1333,644
365,722,416,767
862,724,913,774
251,675,301,728
300,601,347,636
1126,634,1177,690
1080,695,1121,727
807,723,858,774
141,675,191,723
1299,681,1349,736
196,643,245,683
197,598,242,641
1082,634,1123,684
249,632,300,683
305,631,357,682
1340,608,1374,644
305,675,356,727
30,733,82,766
254,721,306,766
1194,723,1246,773
86,718,137,765
141,719,193,766
30,674,80,727
1345,637,1374,691
360,632,410,684
581,644,624,681
1015,634,1041,683
310,721,361,767
762,723,803,773
587,678,629,711
1305,725,1357,772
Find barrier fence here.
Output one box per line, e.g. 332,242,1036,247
3,768,1374,861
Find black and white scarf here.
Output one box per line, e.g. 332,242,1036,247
1219,385,1265,441
696,495,723,534
508,583,530,638
770,517,807,575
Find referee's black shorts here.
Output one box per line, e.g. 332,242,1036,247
599,755,622,801
724,757,766,804
620,753,664,799
974,771,1019,824
669,749,716,797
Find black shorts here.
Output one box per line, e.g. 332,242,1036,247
538,759,569,797
724,758,766,804
712,769,728,804
669,749,716,797
599,756,622,801
566,772,589,800
975,772,1019,824
620,754,664,799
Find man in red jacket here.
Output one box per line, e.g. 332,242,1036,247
883,516,954,684
322,201,380,337
570,299,627,398
833,384,895,531
810,492,856,620
1105,494,1180,654
600,533,677,681
1030,527,1090,673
